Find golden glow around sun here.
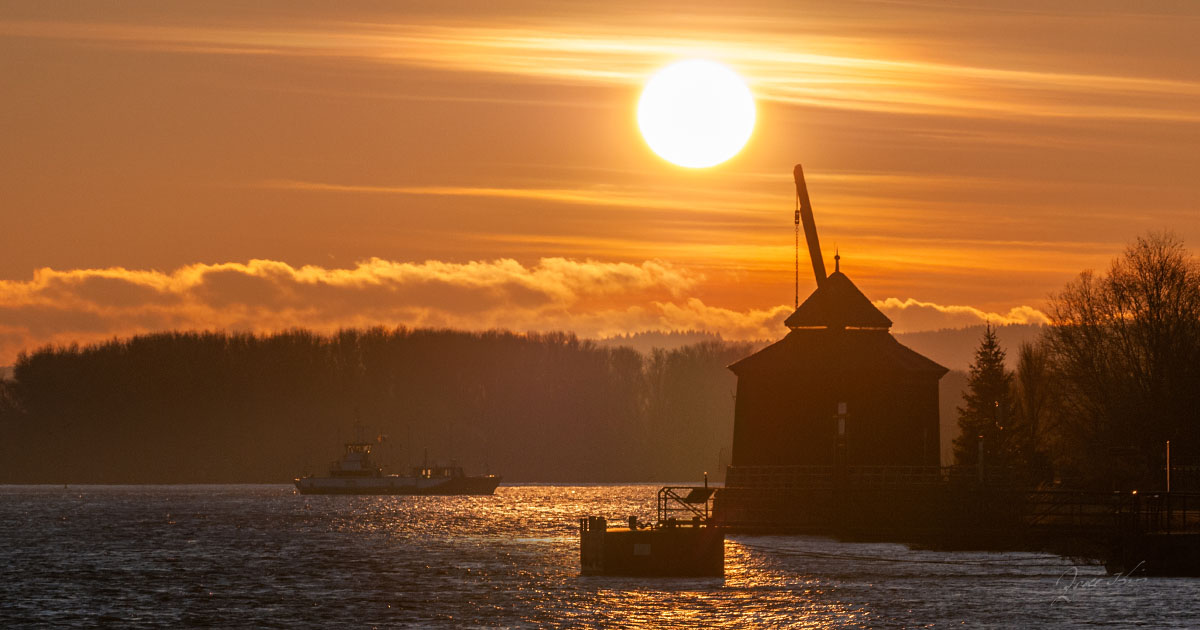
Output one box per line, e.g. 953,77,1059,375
638,59,756,169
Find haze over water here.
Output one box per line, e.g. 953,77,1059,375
2,484,1195,628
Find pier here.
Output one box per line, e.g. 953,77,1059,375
714,464,1200,575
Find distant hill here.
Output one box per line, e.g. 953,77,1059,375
594,330,769,356
895,324,1045,371
599,325,1042,372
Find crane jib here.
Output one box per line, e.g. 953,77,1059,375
793,164,827,288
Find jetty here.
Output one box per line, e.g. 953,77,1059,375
714,464,1200,575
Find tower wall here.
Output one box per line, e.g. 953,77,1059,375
731,369,941,468
729,328,946,469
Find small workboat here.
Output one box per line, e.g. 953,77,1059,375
294,440,500,495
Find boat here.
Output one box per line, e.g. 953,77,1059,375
294,440,501,495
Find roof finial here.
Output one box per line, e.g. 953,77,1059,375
834,249,841,273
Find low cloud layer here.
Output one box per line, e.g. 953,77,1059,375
875,297,1050,333
0,258,1047,365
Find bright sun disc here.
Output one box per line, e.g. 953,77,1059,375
638,59,756,168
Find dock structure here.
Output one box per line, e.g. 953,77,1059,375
580,485,724,577
713,463,1200,575
714,464,1025,543
709,163,1200,575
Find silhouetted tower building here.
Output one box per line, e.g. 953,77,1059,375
728,165,947,470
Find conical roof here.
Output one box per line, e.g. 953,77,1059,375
784,270,892,330
728,327,947,376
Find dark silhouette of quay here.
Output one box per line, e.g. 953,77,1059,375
711,166,1200,577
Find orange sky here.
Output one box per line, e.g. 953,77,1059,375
2,0,1199,363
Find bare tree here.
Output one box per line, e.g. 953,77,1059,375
1011,340,1054,476
1045,232,1200,488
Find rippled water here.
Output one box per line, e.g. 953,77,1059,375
2,484,1198,628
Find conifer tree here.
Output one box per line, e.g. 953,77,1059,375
953,323,1016,467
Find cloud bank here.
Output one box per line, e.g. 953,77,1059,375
0,258,1047,365
875,297,1050,334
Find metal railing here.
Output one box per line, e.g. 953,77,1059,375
1119,492,1200,535
657,486,715,526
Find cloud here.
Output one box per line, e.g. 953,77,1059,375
653,299,792,340
0,257,1054,365
0,257,732,364
875,297,1049,333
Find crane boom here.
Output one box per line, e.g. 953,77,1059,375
793,164,827,288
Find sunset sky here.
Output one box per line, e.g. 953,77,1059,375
2,0,1199,364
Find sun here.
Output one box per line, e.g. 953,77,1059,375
637,59,756,169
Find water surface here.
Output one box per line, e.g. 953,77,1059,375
1,484,1195,628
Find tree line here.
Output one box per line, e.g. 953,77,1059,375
0,328,754,483
955,232,1200,490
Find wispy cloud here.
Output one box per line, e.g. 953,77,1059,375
260,179,719,213
259,176,1125,281
4,14,1198,122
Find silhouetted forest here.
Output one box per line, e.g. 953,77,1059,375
594,330,758,356
0,329,755,483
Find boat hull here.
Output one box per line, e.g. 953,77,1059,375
294,474,501,496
